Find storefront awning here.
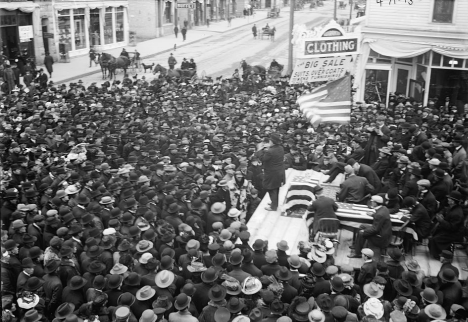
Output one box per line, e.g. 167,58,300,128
54,1,128,10
1,2,39,13
364,38,468,59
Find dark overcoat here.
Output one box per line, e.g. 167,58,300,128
258,144,285,190
362,205,392,248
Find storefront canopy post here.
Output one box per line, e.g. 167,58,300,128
423,51,433,106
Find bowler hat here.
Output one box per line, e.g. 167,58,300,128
174,294,191,311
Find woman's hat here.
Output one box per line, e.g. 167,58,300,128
363,298,384,319
152,295,172,313
405,259,421,272
174,294,191,311
363,282,383,299
308,248,326,263
242,277,262,295
222,278,242,295
155,270,175,288
393,279,413,297
424,304,446,320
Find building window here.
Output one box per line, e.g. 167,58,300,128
58,9,71,49
432,0,454,23
116,6,124,42
73,9,86,49
364,69,389,104
104,7,114,44
89,9,100,46
165,2,172,23
368,49,391,64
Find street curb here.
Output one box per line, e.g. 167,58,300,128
54,13,274,84
55,35,212,85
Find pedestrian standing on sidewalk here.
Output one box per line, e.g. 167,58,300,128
168,53,177,70
184,19,189,28
174,25,179,38
43,52,54,79
207,19,210,27
181,26,187,41
252,24,257,39
89,47,96,67
227,16,232,26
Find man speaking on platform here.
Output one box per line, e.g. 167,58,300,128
256,133,285,211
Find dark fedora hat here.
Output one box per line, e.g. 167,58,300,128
25,277,44,292
69,276,87,290
208,284,227,302
87,245,104,258
21,309,42,322
393,279,413,296
44,260,60,274
55,302,76,319
87,260,106,274
108,275,124,289
124,272,141,286
275,266,292,281
117,292,136,306
201,267,218,283
226,297,245,314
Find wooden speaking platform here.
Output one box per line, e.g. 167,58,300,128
246,168,468,279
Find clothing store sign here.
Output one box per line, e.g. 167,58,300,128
303,38,359,56
177,3,195,9
289,56,354,84
19,25,33,42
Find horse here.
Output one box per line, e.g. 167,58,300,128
240,59,266,80
153,64,197,80
98,54,110,79
101,53,131,79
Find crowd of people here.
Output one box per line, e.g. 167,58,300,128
0,62,468,322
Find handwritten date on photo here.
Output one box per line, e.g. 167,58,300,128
377,0,413,5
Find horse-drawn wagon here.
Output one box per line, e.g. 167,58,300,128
260,26,276,40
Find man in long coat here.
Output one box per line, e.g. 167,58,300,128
256,133,285,211
306,185,338,237
348,195,392,258
362,115,391,166
44,52,54,78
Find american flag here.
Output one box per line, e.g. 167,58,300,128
297,75,352,125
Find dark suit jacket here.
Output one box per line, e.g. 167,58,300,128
280,283,298,303
252,250,267,269
362,206,392,248
43,274,63,313
408,203,432,238
357,164,382,192
312,278,331,297
257,144,285,190
62,287,85,308
337,175,374,203
418,190,438,217
307,196,338,236
357,261,377,286
277,250,289,269
241,262,263,277
261,263,281,277
193,282,213,313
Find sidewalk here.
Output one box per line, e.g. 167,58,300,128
52,11,272,84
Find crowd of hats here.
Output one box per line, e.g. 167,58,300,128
1,70,468,322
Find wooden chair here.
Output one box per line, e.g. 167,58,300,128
316,218,341,256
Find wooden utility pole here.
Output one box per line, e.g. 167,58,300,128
287,0,294,75
334,0,337,20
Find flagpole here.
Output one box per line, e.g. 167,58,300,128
287,0,295,75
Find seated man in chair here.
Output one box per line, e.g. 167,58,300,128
348,195,392,259
337,165,374,204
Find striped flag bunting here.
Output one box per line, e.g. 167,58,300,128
297,75,352,125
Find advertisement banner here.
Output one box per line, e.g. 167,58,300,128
289,56,354,84
19,25,33,42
